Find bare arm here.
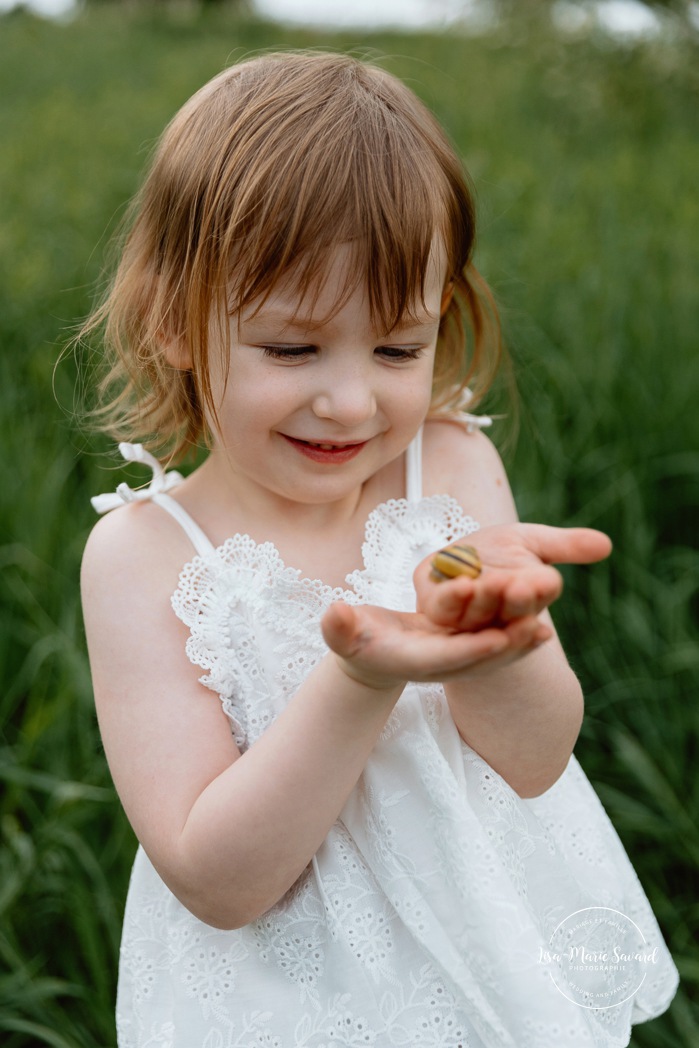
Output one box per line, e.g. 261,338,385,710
447,644,585,799
424,597,584,798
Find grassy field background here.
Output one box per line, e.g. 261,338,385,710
0,5,697,1045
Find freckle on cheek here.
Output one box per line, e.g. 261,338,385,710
496,478,502,487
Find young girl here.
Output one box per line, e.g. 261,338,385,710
81,51,678,1048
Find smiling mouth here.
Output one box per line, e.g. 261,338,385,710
285,437,367,449
281,435,369,462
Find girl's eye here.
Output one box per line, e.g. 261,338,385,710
260,344,423,362
376,346,424,361
261,345,314,360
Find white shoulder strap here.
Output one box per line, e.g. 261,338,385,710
408,391,495,503
150,493,215,557
405,427,423,503
91,443,215,558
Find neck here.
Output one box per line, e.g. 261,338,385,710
198,448,368,533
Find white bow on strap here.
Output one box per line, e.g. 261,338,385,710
431,387,494,433
91,442,184,514
449,410,493,433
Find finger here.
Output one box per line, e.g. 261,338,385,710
498,566,563,621
437,616,550,679
419,575,478,627
518,525,612,565
448,619,553,678
503,614,549,647
321,602,362,659
422,560,564,631
456,571,510,629
404,626,511,678
422,570,537,631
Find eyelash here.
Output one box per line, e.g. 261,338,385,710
261,346,311,360
261,345,424,361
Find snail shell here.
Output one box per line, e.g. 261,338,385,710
430,543,482,582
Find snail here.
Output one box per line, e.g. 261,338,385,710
430,543,482,582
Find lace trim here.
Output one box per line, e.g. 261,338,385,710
170,495,478,747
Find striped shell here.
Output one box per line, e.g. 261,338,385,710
430,543,482,581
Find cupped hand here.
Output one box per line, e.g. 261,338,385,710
320,599,548,692
320,525,610,692
415,523,612,633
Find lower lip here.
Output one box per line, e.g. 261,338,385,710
282,436,368,464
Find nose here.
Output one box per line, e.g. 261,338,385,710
311,360,378,428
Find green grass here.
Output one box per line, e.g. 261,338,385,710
0,6,697,1045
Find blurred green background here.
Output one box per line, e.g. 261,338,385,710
0,3,697,1045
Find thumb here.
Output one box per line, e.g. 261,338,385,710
321,602,362,659
519,525,612,565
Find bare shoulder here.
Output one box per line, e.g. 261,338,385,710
81,498,194,609
421,419,519,527
80,499,205,731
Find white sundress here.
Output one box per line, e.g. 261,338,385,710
92,430,679,1048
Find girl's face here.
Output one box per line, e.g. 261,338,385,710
206,242,446,514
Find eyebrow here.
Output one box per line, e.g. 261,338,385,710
390,313,439,333
239,311,326,333
239,309,439,335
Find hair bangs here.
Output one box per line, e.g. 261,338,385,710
217,57,458,334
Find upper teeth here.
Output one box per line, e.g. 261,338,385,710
309,442,340,450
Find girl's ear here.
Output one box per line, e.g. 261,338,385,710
440,281,455,317
160,332,193,371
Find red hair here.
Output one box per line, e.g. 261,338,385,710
81,51,501,462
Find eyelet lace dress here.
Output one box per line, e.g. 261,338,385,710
93,430,678,1048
